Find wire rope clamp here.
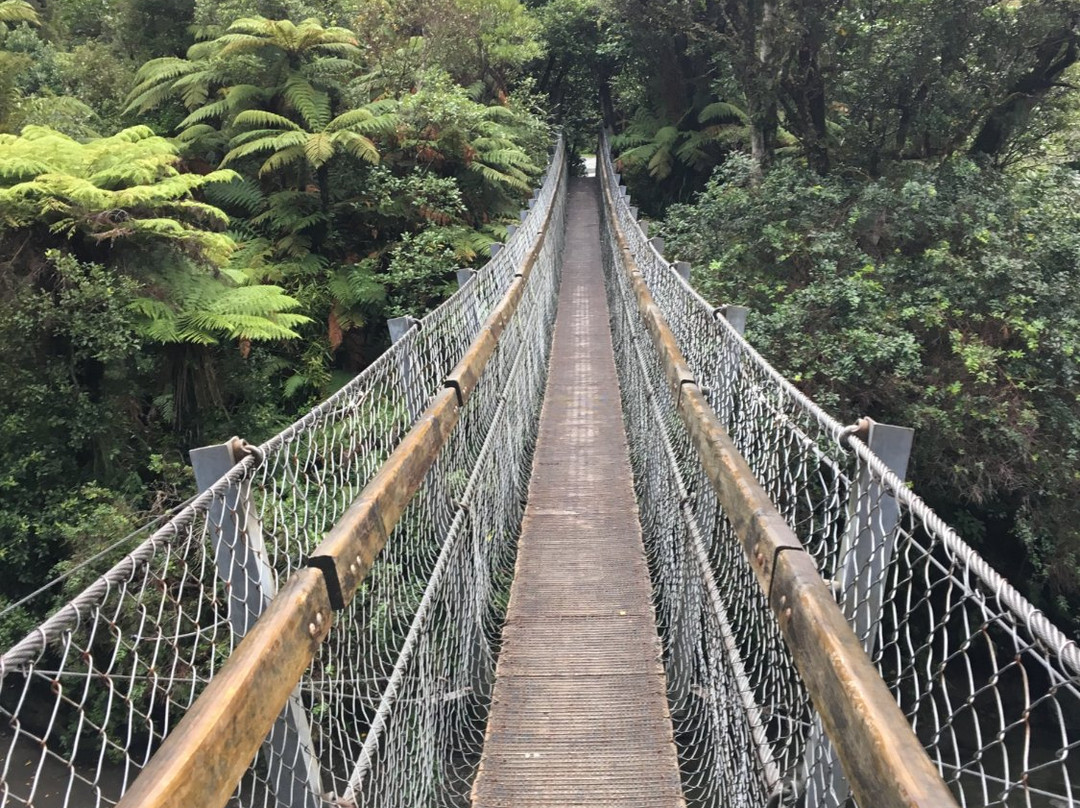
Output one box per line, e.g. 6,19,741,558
445,327,498,407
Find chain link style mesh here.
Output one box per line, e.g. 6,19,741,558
599,135,1079,808
0,138,565,808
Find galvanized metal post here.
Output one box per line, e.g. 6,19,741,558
674,261,691,283
802,419,914,806
716,305,749,428
387,315,423,424
839,419,914,649
190,441,324,808
456,268,481,336
490,242,504,258
648,236,665,255
723,305,749,336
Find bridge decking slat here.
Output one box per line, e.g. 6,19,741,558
470,178,685,808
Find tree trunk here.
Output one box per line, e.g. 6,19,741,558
748,97,778,180
747,0,779,179
970,22,1079,157
599,68,617,131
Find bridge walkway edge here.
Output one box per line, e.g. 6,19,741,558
470,176,686,807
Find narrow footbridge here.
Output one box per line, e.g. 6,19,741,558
3,136,1079,808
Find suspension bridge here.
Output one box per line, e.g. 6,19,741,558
1,135,1078,808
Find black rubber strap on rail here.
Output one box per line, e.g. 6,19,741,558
308,556,346,611
767,545,805,602
445,379,465,407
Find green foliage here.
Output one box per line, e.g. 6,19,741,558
0,252,142,597
353,0,541,100
388,69,546,202
193,0,360,29
662,155,1080,631
612,100,764,211
130,268,308,344
0,0,549,650
0,1,36,25
0,125,238,261
222,103,383,176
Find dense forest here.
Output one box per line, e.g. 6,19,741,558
2,0,1080,640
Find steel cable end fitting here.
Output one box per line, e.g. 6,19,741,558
229,437,265,465
837,417,871,450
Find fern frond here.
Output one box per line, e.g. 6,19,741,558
282,75,330,130
0,0,39,24
204,178,266,215
232,109,303,131
333,131,379,164
304,132,335,168
699,101,749,124
259,145,306,175
328,263,385,308
222,137,279,164
177,98,230,129
468,162,531,192
0,157,50,180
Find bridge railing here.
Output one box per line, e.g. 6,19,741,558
600,131,1080,808
0,136,566,808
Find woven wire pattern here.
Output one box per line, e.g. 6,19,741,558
600,135,1080,808
0,138,565,808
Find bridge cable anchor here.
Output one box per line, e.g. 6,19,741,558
228,436,265,465
836,417,871,450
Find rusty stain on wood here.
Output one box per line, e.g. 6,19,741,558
598,160,959,808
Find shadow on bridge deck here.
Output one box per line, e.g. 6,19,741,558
470,177,685,807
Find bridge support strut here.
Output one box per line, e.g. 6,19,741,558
190,439,325,808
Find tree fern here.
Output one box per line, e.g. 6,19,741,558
699,101,750,125
0,0,37,25
281,75,330,130
124,16,359,141
130,270,309,345
0,126,241,262
615,101,748,182
223,104,384,179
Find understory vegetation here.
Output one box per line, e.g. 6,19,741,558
3,0,1080,639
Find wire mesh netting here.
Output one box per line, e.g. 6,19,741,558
599,134,1080,808
0,138,565,808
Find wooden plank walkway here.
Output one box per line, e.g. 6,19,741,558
470,178,685,807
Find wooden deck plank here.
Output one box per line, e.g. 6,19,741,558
470,178,686,808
